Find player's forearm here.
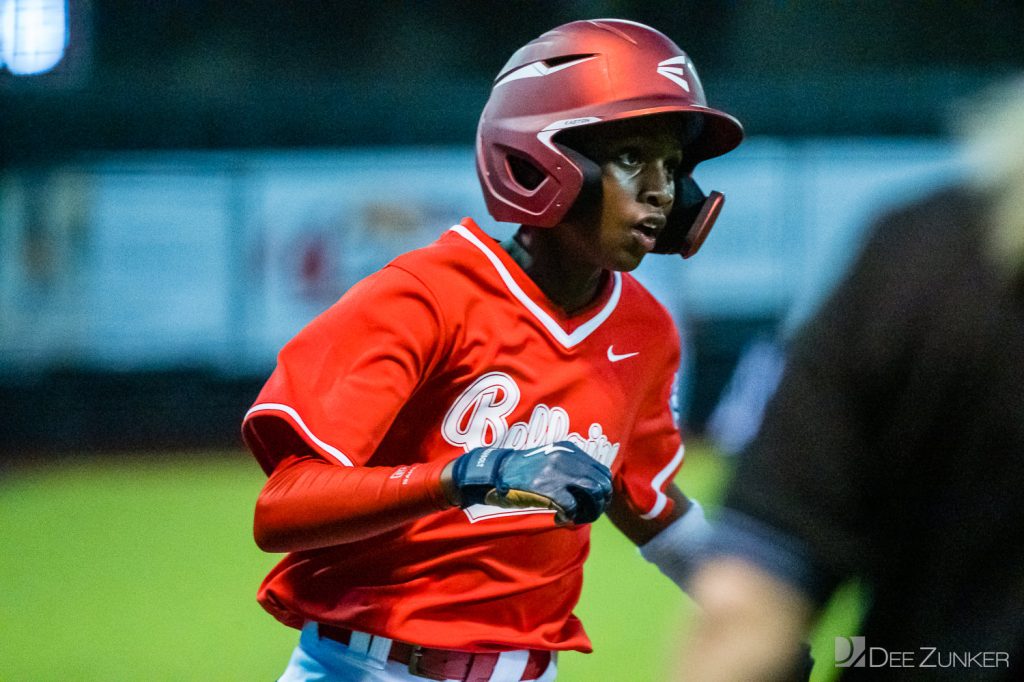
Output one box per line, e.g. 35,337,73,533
608,482,689,545
254,454,453,552
676,558,813,681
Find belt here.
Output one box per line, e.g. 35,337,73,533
317,623,552,681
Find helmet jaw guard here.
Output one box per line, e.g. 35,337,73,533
476,18,743,253
653,176,726,259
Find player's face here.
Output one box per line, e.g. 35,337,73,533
561,117,683,272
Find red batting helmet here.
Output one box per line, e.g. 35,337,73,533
476,19,743,256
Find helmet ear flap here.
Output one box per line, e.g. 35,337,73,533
551,143,603,225
654,175,725,258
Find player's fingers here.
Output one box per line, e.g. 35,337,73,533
515,479,609,525
567,483,609,524
485,488,559,510
559,471,614,524
484,488,571,524
504,489,557,509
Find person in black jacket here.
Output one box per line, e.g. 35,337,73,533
675,77,1024,681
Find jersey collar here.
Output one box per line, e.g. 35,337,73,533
450,219,621,349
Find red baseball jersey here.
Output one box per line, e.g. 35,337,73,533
243,217,685,653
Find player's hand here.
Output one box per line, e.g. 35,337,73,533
449,441,612,524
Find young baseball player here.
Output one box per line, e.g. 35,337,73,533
243,19,743,682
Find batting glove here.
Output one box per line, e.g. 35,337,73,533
450,441,613,524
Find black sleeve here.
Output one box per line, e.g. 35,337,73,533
715,189,969,603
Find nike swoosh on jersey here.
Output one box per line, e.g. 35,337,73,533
607,346,640,362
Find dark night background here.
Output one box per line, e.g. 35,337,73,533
5,1,1024,164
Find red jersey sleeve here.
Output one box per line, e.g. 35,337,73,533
614,330,685,523
243,265,447,474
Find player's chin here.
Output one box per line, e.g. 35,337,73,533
612,252,645,272
609,240,649,271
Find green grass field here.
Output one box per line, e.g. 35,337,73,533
0,445,861,681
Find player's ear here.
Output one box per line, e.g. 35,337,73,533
653,175,725,258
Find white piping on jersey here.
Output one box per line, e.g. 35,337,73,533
640,444,685,520
244,402,355,466
450,224,622,348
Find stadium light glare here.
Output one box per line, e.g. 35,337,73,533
1,0,67,76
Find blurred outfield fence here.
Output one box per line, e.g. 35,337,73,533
0,139,963,450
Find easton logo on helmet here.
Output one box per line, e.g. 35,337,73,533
656,55,692,92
